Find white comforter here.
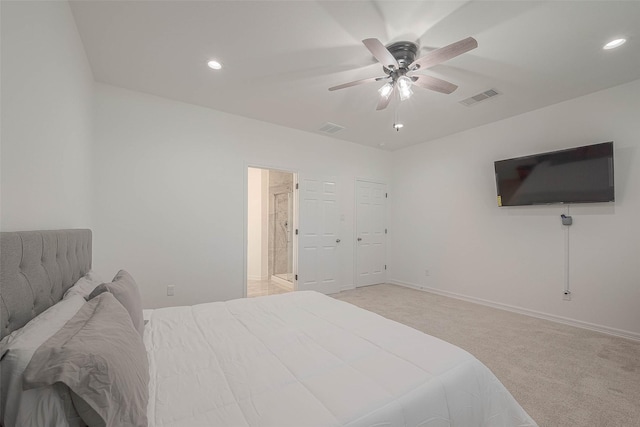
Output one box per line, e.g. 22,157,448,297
144,291,536,427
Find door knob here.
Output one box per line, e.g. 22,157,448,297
336,239,341,243
357,237,362,241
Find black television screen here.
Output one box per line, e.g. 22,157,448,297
494,142,614,206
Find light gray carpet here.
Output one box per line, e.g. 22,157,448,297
332,284,640,427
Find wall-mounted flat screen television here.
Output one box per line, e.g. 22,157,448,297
494,141,614,207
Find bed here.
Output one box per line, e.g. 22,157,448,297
1,229,537,426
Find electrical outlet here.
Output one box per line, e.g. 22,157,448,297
167,285,175,296
563,290,571,301
425,269,430,277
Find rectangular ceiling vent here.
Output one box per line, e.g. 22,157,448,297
460,89,500,107
318,122,345,134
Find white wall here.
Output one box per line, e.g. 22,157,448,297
247,167,266,281
0,1,93,231
389,79,640,338
260,170,269,280
92,84,390,308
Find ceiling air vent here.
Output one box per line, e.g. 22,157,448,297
460,89,500,107
318,122,345,134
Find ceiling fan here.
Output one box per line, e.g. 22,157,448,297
329,37,478,110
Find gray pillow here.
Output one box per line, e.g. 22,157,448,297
89,270,144,335
22,292,149,427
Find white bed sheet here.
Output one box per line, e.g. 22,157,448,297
144,291,537,427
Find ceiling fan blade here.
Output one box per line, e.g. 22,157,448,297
328,76,387,91
362,38,399,69
411,75,458,94
410,37,478,70
376,87,394,110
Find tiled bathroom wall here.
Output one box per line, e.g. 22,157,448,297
268,171,293,282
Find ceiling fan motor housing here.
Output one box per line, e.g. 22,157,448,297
383,41,419,74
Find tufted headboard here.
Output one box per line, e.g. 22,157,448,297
0,229,92,340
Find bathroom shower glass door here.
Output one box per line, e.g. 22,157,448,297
273,191,294,283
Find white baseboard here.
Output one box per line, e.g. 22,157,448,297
340,284,356,292
389,279,640,342
247,275,262,281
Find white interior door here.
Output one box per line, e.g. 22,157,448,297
356,180,386,287
297,176,341,294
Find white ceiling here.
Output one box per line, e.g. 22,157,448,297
69,1,640,151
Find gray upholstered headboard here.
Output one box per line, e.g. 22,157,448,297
0,229,92,340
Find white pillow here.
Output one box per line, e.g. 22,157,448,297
63,270,104,300
0,294,87,427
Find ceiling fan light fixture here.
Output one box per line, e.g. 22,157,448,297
397,76,413,101
603,38,626,50
378,82,393,98
399,86,413,101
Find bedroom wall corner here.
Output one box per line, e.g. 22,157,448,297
0,1,94,231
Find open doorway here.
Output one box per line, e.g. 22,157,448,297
247,167,296,298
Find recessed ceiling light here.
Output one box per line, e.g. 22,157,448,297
393,123,404,131
603,38,626,50
207,60,222,70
